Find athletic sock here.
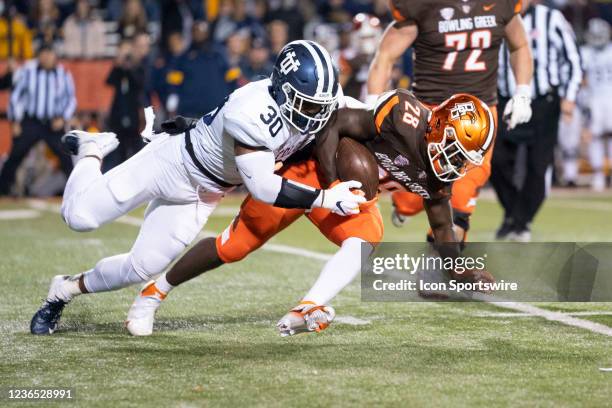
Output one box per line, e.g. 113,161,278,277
302,237,372,305
154,274,174,295
51,274,83,302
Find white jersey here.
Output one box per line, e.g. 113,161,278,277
184,78,348,191
582,44,612,97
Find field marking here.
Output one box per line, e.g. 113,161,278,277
24,199,612,337
335,316,371,326
0,209,40,220
475,311,612,318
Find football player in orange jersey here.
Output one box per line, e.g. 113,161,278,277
367,0,534,242
125,92,496,337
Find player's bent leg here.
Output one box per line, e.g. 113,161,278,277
61,134,171,232
125,197,220,336
277,201,382,336
216,195,303,263
390,191,424,227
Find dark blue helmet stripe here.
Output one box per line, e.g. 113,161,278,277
306,40,329,94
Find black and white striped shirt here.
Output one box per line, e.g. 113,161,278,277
8,60,77,122
498,4,583,102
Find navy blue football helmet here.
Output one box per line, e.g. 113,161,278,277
270,40,340,134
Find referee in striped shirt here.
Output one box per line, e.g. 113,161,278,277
492,0,582,241
0,44,77,195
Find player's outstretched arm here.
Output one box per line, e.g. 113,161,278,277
234,142,366,216
367,22,417,102
503,14,534,129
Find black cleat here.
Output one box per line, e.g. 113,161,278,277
495,219,514,241
60,131,80,156
30,299,67,335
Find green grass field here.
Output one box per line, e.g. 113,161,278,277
1,192,611,407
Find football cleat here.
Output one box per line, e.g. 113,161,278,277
61,130,119,161
30,275,72,335
391,208,410,228
276,302,336,337
125,281,166,336
508,229,532,243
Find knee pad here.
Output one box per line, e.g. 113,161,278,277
61,201,100,232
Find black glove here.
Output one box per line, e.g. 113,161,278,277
159,116,199,135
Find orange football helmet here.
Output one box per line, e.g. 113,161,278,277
426,94,495,182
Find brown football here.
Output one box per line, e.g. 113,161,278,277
336,137,379,200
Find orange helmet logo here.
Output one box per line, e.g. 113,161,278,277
426,94,495,182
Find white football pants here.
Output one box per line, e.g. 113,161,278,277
60,134,223,293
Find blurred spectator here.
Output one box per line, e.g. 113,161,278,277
213,0,265,44
160,0,205,52
265,0,305,41
104,35,150,170
225,29,249,67
152,31,186,114
1,45,76,195
240,36,273,82
0,3,33,60
338,13,381,100
62,0,106,59
169,25,237,117
117,0,147,39
29,0,61,50
268,19,288,60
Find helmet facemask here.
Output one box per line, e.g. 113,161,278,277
279,82,338,134
427,126,484,182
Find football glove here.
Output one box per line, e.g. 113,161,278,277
503,84,532,130
315,180,366,216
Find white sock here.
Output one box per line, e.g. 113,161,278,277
155,274,174,294
51,274,83,302
302,237,373,305
63,156,101,200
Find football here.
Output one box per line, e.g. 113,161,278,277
336,137,379,200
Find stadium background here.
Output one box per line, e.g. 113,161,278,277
0,0,611,195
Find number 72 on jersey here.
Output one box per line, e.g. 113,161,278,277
443,30,492,72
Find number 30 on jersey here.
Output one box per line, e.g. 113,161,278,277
260,105,284,138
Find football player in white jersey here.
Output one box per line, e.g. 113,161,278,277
582,18,612,191
30,40,366,335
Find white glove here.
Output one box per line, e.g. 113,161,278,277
503,84,532,130
313,180,366,216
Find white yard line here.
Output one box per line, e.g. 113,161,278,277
25,199,612,337
474,311,612,318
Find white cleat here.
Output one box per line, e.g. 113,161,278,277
391,208,410,228
125,281,166,336
61,130,119,161
276,302,336,337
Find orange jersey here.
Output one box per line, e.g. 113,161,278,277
390,0,521,105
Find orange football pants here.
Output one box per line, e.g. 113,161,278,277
392,105,498,218
216,160,384,263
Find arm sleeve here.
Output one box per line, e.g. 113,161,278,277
235,150,320,208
